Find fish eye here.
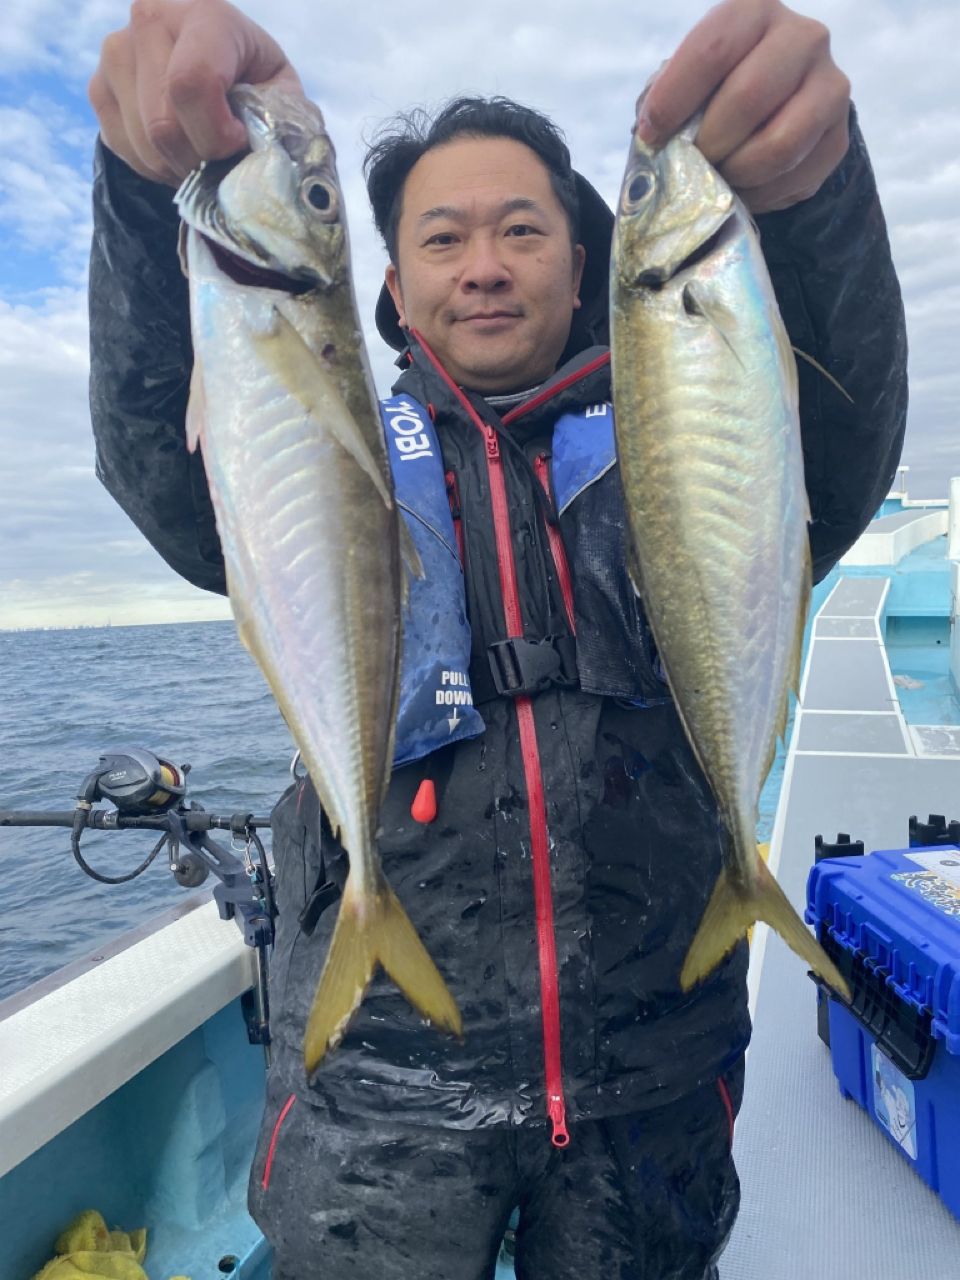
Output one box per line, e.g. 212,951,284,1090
624,168,655,209
303,179,338,220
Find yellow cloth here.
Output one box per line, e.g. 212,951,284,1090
30,1210,190,1280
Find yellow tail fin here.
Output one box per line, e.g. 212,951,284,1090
681,855,851,1003
303,871,463,1074
746,843,770,944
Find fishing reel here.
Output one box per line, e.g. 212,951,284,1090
71,748,191,886
2,751,276,1051
76,748,188,816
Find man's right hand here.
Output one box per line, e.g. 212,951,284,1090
89,0,302,187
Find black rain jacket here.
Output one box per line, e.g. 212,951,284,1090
87,109,907,1136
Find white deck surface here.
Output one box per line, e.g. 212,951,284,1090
0,899,255,1178
840,508,948,565
721,577,960,1279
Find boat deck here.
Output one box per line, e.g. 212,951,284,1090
721,567,960,1279
3,504,958,1280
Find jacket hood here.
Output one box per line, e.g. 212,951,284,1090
374,170,615,361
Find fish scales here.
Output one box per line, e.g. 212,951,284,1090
185,251,391,852
610,109,850,1001
176,85,462,1073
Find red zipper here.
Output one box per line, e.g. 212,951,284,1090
533,454,576,634
411,330,570,1147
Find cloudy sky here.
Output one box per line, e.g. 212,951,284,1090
1,0,957,629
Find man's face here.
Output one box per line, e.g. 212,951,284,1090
384,136,586,394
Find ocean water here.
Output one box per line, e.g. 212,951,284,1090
0,622,295,1001
0,599,834,1004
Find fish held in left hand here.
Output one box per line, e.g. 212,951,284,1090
175,84,462,1072
610,103,850,1004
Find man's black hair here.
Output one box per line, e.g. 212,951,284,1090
363,96,581,264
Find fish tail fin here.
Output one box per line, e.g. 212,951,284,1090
681,856,851,1003
746,842,770,944
303,870,462,1074
377,877,462,1037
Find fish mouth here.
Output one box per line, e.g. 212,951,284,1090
633,213,737,290
203,235,318,294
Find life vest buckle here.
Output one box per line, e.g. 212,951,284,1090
487,635,578,698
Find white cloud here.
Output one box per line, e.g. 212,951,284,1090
0,0,958,628
0,106,96,288
0,0,128,78
0,287,233,627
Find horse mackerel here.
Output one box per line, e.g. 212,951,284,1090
610,108,850,1002
175,85,462,1072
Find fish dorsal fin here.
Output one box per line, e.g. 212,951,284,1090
252,307,393,509
791,542,813,702
771,539,812,755
775,318,799,412
792,346,854,404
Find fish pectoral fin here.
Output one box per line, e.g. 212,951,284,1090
303,870,463,1074
682,283,744,369
398,516,425,611
177,219,191,279
791,345,855,405
680,857,851,1003
626,545,645,599
253,307,394,509
400,516,425,580
185,359,207,454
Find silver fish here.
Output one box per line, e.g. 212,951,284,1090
175,84,462,1071
610,107,850,1001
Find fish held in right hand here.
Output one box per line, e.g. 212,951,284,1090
176,84,462,1073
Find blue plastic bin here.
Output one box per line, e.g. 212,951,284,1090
807,844,960,1218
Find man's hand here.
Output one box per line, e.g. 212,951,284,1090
89,0,303,186
637,0,851,213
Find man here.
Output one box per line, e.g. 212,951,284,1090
87,2,907,1276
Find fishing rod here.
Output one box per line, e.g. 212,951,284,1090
0,748,277,1054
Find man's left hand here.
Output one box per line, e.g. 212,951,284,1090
637,0,851,213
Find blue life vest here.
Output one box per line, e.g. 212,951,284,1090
552,400,671,700
381,395,484,768
549,401,617,515
380,395,651,767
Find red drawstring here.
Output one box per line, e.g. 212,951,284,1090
261,1093,296,1190
717,1076,736,1146
445,469,465,566
533,454,576,633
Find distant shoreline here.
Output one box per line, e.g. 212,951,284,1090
0,617,235,634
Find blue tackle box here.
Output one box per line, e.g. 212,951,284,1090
806,842,960,1217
